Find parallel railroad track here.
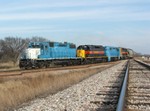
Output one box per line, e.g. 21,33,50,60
0,61,120,78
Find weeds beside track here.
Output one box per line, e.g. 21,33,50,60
0,62,118,111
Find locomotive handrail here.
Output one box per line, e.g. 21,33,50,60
116,60,129,111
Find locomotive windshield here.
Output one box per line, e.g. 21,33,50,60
122,48,128,52
69,44,76,48
29,43,40,48
77,45,89,50
93,45,104,51
31,45,40,48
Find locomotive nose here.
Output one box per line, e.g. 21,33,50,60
77,49,85,58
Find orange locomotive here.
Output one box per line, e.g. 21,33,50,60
77,45,107,63
119,48,129,59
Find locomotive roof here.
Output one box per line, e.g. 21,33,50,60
29,41,75,45
104,46,119,48
78,45,103,47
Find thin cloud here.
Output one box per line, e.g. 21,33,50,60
0,0,148,13
0,26,78,34
0,1,105,13
0,0,149,21
0,9,100,20
0,8,150,21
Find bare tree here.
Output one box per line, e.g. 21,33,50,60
1,37,27,65
0,36,49,65
0,40,3,60
30,36,48,42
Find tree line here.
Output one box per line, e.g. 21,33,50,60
0,37,48,65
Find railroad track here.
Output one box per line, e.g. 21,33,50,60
89,60,128,110
126,59,150,111
89,59,150,111
0,61,120,78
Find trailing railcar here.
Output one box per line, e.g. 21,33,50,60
19,42,81,69
104,46,120,62
127,48,134,58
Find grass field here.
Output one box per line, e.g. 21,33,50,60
0,66,106,111
0,62,19,70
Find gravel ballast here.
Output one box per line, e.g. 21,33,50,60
17,60,127,111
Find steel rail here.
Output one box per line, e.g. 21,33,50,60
134,59,150,69
116,61,129,111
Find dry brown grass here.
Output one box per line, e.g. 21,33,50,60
0,62,19,70
0,67,105,111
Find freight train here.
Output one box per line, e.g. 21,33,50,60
19,41,134,69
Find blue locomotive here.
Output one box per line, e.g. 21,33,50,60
19,41,134,69
104,46,120,62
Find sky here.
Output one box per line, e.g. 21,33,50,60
0,0,150,54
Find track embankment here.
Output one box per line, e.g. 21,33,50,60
0,61,120,111
16,60,127,111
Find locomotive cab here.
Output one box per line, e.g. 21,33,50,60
120,48,128,59
77,45,105,58
77,45,89,58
